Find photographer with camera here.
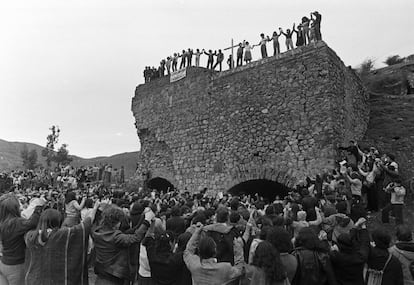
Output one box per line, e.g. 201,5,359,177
382,178,406,225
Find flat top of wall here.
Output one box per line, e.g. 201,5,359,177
134,41,356,95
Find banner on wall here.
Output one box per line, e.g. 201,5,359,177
170,68,187,83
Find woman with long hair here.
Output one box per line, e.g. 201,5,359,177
62,191,86,227
243,241,289,285
0,194,42,285
25,201,99,285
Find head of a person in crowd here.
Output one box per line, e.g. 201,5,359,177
267,227,293,253
101,205,126,230
84,198,93,209
265,204,275,216
394,178,402,186
272,31,277,37
396,225,412,242
286,28,291,33
230,197,239,211
297,210,307,222
198,236,217,260
252,241,287,282
37,209,63,244
196,49,200,53
245,41,249,46
216,207,229,223
295,227,325,251
337,233,353,252
65,191,77,204
372,227,391,249
336,201,347,214
170,205,181,217
260,33,265,38
229,212,240,225
0,194,21,225
301,188,310,197
155,231,175,253
176,232,192,252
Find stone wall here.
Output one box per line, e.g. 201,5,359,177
131,41,369,192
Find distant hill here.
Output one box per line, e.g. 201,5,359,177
0,139,138,178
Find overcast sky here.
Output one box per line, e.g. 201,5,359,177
1,0,413,158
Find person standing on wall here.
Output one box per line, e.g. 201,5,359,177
204,49,215,70
271,31,281,56
301,16,311,45
258,33,269,59
236,42,244,66
311,11,322,40
279,24,295,51
244,42,254,64
179,49,187,69
194,49,202,67
213,49,224,71
172,53,178,71
187,48,193,67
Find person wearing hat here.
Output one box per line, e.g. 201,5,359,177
329,217,370,285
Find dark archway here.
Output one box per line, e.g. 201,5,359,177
227,179,291,201
146,177,175,193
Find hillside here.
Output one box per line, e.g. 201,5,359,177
0,139,138,178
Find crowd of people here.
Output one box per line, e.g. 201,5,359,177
143,11,322,82
0,138,412,285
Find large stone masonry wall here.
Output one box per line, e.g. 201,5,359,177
131,41,369,192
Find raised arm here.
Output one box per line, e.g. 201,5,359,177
184,224,203,272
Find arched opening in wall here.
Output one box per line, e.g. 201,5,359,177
227,179,291,201
146,177,175,193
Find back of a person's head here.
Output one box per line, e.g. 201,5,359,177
65,191,77,204
102,205,125,229
336,201,348,214
230,198,239,211
84,198,93,209
265,205,275,216
216,207,229,223
192,212,207,225
297,211,307,221
229,211,240,224
155,231,175,254
177,232,192,252
171,205,181,217
37,209,62,243
295,227,320,251
252,241,286,282
198,236,217,259
267,227,293,253
0,194,21,224
372,227,391,249
396,225,412,242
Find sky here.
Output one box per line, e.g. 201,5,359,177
1,0,413,158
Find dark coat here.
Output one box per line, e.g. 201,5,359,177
292,248,337,285
329,229,370,285
92,220,149,281
144,237,192,285
367,247,404,285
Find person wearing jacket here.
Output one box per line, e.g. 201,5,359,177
367,227,403,285
292,227,337,285
92,205,155,285
389,225,414,285
25,203,98,285
329,217,370,285
144,227,192,285
0,194,43,285
184,223,244,285
203,207,239,264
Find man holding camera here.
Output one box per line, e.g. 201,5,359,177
382,179,406,225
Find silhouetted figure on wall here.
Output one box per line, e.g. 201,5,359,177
204,49,215,69
214,49,224,71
